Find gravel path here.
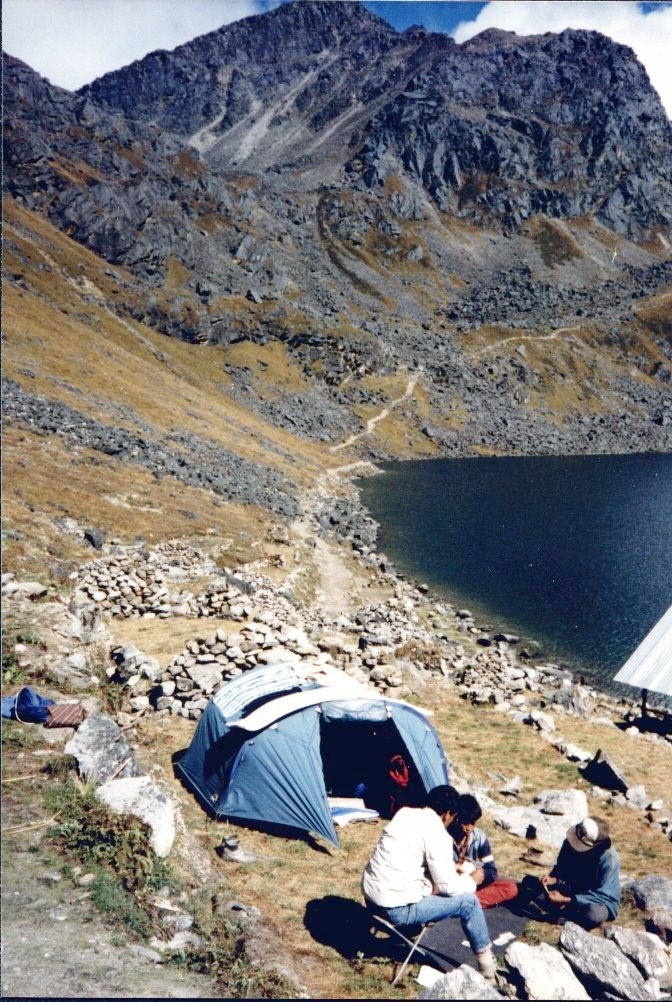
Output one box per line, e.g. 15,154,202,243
1,851,214,999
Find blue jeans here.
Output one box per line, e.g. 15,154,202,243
380,893,491,954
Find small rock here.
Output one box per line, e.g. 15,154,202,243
500,776,522,796
418,964,505,999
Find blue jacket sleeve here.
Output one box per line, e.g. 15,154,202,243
475,831,498,885
573,849,621,918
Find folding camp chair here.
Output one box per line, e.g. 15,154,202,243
368,911,434,986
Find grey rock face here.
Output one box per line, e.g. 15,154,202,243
504,940,590,1000
65,713,142,783
352,32,672,241
559,921,660,1000
77,7,672,241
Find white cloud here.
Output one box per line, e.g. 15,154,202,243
453,1,672,118
2,0,275,91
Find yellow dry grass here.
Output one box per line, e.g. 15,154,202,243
110,617,243,664
220,339,313,397
3,199,340,480
1,426,283,579
162,256,193,291
523,217,583,268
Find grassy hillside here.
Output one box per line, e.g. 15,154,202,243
2,199,354,576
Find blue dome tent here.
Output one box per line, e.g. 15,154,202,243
174,663,449,846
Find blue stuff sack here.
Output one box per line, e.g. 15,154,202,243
1,695,17,719
12,687,55,723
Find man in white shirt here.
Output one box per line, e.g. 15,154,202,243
362,785,496,980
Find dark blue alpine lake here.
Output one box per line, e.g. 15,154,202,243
356,453,672,698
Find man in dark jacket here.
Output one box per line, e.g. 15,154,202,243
518,816,620,929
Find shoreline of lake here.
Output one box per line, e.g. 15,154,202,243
354,453,672,709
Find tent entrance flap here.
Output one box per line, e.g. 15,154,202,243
319,717,425,817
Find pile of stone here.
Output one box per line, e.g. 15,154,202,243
110,606,427,720
152,622,344,719
76,542,213,618
111,586,479,720
74,538,463,719
452,642,598,719
75,542,300,623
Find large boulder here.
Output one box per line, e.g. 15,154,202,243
504,940,590,1000
605,925,672,987
580,749,628,793
65,713,142,783
96,775,176,857
559,921,660,1000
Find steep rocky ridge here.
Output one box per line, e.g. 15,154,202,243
2,0,672,480
79,2,672,239
350,26,672,238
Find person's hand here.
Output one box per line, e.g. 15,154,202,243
472,867,486,886
540,874,556,888
546,889,571,905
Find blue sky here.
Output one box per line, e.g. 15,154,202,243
363,1,487,33
3,1,671,115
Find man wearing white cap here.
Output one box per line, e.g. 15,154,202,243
517,816,621,929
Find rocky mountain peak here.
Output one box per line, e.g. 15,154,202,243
2,3,671,466
66,8,671,241
76,0,398,135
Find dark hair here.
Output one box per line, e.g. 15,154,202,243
457,793,482,826
427,785,460,817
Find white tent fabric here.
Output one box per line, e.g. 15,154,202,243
232,685,433,732
613,605,672,698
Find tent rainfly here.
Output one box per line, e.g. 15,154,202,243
613,604,672,699
174,662,450,846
